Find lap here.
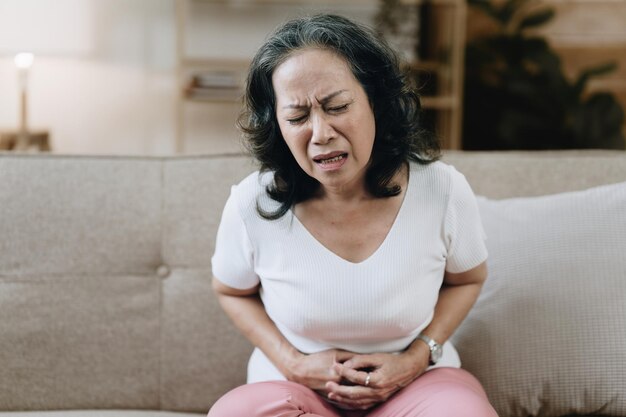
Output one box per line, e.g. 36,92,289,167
363,367,498,417
207,380,341,417
207,368,497,417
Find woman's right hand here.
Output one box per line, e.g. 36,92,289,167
285,349,355,393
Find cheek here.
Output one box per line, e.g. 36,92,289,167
348,115,375,151
279,125,309,159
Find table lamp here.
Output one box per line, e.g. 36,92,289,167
14,52,35,150
0,0,94,151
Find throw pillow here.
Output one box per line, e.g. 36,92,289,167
452,181,626,417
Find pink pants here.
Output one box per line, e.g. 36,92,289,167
207,367,498,417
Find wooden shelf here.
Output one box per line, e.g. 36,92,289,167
185,93,242,103
182,57,251,68
421,96,458,110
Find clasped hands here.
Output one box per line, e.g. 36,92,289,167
287,347,430,411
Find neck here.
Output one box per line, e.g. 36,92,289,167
316,176,370,204
315,163,408,205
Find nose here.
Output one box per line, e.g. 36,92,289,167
310,112,335,145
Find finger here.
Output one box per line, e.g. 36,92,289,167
328,396,378,410
333,363,371,386
326,390,379,410
326,381,377,400
333,350,354,363
327,382,396,410
342,355,380,370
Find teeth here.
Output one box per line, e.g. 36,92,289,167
320,155,344,164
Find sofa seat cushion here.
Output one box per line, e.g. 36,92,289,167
452,181,626,417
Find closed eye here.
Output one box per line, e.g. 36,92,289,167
327,104,349,113
287,114,308,125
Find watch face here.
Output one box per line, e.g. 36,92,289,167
431,344,443,363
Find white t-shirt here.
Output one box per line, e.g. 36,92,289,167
212,161,488,382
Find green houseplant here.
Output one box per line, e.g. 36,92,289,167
463,0,625,150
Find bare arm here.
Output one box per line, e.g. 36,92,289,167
406,260,488,357
212,277,352,391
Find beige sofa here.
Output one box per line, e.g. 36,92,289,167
1,151,625,417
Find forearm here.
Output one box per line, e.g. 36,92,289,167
405,262,487,357
417,282,483,345
215,289,302,378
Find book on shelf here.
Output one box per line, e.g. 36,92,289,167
191,71,240,88
184,70,242,101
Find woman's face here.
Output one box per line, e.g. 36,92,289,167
272,48,376,195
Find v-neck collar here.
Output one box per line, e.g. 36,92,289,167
290,168,412,265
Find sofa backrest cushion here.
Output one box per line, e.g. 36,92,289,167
0,154,257,412
452,182,626,416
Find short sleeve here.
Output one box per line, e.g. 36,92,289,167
443,167,488,273
211,185,260,289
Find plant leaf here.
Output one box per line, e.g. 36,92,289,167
573,61,618,96
469,0,503,24
517,8,555,31
497,0,524,25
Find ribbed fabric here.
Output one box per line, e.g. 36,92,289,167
212,161,488,382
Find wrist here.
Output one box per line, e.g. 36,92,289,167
280,346,305,381
403,341,431,371
414,333,444,365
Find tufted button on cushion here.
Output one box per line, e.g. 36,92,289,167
156,264,170,278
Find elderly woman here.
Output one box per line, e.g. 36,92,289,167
208,14,497,417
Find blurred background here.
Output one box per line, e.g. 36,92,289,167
0,0,624,155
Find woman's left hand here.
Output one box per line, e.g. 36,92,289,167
324,346,430,410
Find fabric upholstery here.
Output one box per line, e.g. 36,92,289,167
1,151,625,416
0,157,163,411
161,156,256,410
452,181,626,417
0,155,256,413
443,150,626,198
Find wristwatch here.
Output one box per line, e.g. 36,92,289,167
417,333,443,365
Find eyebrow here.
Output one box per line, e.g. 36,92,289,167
282,90,347,110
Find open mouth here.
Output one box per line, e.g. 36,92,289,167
313,153,348,166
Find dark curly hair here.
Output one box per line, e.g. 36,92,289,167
239,14,440,219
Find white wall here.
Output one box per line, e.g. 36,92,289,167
0,0,378,156
0,0,177,155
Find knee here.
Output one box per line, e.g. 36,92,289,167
207,381,308,417
400,369,498,417
437,388,498,417
428,383,498,417
208,382,285,416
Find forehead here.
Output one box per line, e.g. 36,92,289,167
271,48,360,101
